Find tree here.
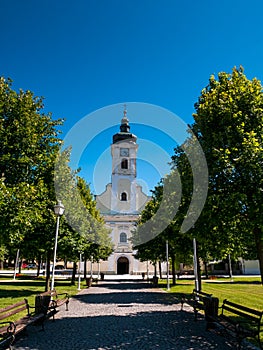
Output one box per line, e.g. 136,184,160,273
132,172,193,284
0,77,63,187
192,67,263,284
76,176,113,277
170,144,202,286
54,149,112,284
0,77,111,288
0,77,63,275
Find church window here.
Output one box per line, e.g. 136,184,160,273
121,192,127,201
120,232,127,243
121,159,128,169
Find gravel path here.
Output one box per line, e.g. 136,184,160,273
13,281,257,350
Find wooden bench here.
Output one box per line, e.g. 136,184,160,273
35,289,69,320
0,321,15,350
181,289,214,321
207,299,263,349
0,299,45,349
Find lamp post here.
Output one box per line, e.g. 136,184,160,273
51,200,65,291
13,249,20,280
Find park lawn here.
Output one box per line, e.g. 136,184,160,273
0,276,85,322
164,276,263,347
164,276,263,310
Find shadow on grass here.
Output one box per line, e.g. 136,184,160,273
204,280,262,285
0,280,75,300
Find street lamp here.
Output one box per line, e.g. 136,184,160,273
51,200,65,291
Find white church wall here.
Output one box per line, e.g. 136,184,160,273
95,183,112,214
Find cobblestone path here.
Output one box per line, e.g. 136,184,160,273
13,281,257,350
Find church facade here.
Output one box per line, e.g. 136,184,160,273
95,110,154,275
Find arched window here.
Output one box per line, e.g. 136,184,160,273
121,159,128,169
120,232,127,243
121,192,127,201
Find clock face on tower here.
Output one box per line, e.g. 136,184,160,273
120,148,129,157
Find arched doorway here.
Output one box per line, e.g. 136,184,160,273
117,257,129,274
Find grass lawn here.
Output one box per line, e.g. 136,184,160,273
0,275,86,312
161,276,263,310
161,276,263,347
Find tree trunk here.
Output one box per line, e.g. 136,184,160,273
254,226,263,285
196,241,202,290
154,262,157,277
18,260,22,274
84,257,87,279
37,255,41,277
171,253,176,285
204,261,209,279
71,262,77,285
45,252,51,291
158,261,162,279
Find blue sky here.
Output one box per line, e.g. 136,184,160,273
1,0,263,195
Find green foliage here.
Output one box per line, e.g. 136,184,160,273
135,66,263,285
0,77,63,260
0,77,63,186
0,76,112,277
132,171,192,266
192,66,263,282
0,245,7,262
76,176,113,261
54,149,113,263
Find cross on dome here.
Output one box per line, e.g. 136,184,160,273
112,105,137,144
121,104,129,126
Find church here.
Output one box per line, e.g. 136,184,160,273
95,109,154,275
94,109,261,277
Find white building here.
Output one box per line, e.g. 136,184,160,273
95,110,154,275
240,259,260,275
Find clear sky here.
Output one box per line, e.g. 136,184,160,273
1,0,263,195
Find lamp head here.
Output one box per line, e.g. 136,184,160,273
54,200,65,216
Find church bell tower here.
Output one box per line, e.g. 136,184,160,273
95,108,153,275
111,108,138,214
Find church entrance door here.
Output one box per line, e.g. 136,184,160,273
117,257,129,274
